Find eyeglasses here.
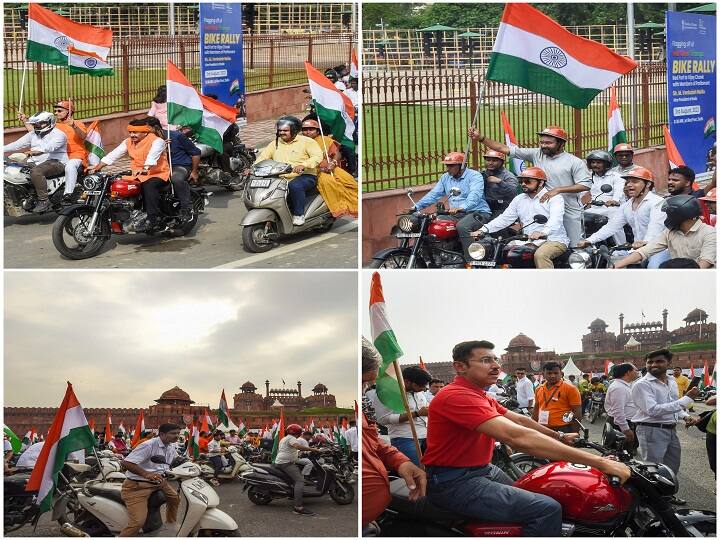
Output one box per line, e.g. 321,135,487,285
470,356,501,366
519,179,536,185
53,108,65,112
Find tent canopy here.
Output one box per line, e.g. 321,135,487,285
562,357,583,380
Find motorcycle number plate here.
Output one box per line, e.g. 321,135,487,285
395,232,421,238
250,179,271,188
470,260,496,267
83,190,103,196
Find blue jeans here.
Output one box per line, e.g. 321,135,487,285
427,464,562,537
287,174,317,216
647,249,671,269
390,437,425,467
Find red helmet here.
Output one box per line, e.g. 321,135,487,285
613,143,634,154
442,152,466,165
621,166,654,184
301,119,320,130
537,126,568,142
483,149,506,161
285,424,303,436
518,166,547,182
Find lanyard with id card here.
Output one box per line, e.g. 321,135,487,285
538,384,561,425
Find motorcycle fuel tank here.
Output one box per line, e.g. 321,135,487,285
514,462,632,522
110,178,142,198
428,218,458,241
502,244,537,268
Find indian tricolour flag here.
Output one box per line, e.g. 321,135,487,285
271,409,285,464
4,425,22,453
350,48,359,78
104,411,113,443
67,46,113,77
27,4,112,67
84,120,105,166
25,383,95,513
663,125,686,168
487,4,637,109
218,389,230,428
369,272,405,413
238,419,247,437
500,111,524,176
167,60,236,153
187,422,200,459
607,86,627,152
131,410,146,448
305,61,356,148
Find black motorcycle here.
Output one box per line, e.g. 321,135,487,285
4,468,37,533
241,452,354,506
193,135,256,192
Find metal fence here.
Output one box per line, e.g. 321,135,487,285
364,25,665,70
362,63,668,192
3,32,356,128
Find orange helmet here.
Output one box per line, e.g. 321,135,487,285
537,126,568,142
621,166,654,184
518,166,547,182
54,100,75,113
301,119,320,130
285,424,303,436
442,152,466,165
483,149,506,161
699,188,716,202
613,143,634,154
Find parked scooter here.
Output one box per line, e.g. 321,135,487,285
240,160,335,253
241,452,354,506
198,446,253,484
4,155,80,217
52,456,239,536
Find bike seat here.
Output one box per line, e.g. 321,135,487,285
254,463,295,483
389,478,468,525
87,485,125,506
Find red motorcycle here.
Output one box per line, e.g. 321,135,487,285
51,171,209,260
378,430,715,536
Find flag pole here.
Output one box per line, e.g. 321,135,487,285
315,118,337,181
18,58,28,115
463,76,488,167
391,359,424,467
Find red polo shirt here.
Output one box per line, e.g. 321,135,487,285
422,375,507,468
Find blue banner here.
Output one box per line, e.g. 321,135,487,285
199,3,245,116
666,11,716,174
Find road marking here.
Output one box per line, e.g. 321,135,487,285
213,220,358,269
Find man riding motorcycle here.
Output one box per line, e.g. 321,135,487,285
582,150,626,244
50,100,89,204
411,152,492,259
471,167,569,268
252,116,323,226
3,111,68,213
168,124,201,222
87,118,170,233
610,143,636,176
481,149,518,218
577,166,669,267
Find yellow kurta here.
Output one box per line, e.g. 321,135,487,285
255,134,323,179
314,135,358,218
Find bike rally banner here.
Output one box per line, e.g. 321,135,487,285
199,3,245,119
666,11,716,177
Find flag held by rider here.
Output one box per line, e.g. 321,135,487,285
487,3,637,109
304,61,356,149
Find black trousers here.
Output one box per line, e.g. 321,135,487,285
141,178,167,222
170,166,192,210
708,432,716,477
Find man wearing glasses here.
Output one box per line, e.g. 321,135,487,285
423,340,631,537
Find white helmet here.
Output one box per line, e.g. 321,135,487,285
28,112,56,137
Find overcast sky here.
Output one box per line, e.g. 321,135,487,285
362,272,716,365
5,272,358,409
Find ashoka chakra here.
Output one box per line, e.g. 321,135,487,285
53,35,73,53
539,47,568,69
84,57,98,68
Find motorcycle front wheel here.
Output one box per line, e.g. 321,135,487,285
52,208,110,260
242,223,275,253
329,482,355,505
368,251,424,269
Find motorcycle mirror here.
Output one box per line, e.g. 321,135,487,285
533,214,548,224
150,455,167,464
600,184,613,193
406,188,414,196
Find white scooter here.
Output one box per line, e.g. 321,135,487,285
52,456,239,537
198,446,253,484
63,451,126,484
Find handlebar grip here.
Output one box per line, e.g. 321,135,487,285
608,475,621,488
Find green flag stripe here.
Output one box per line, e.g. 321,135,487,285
4,426,22,453
68,66,114,77
168,103,224,153
26,41,67,67
610,131,627,151
85,141,105,159
487,53,602,109
314,101,355,149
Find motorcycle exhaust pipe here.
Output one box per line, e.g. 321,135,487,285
60,522,90,537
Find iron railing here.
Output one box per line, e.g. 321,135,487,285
363,63,668,192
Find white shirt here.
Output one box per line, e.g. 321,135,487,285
631,373,693,424
124,437,180,480
207,439,222,456
17,442,44,468
343,87,358,108
4,439,12,453
587,191,666,244
372,391,428,439
334,80,347,92
344,426,358,452
604,379,638,431
101,138,166,167
274,435,301,464
484,187,570,246
424,390,436,403
4,129,68,164
587,170,626,204
516,377,535,408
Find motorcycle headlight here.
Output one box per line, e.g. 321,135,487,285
468,242,486,260
397,214,419,233
569,250,591,269
82,174,101,191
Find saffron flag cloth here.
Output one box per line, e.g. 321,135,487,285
67,45,113,77
27,4,112,67
271,409,286,463
607,86,627,152
218,389,230,428
350,48,359,78
84,120,105,166
104,411,113,443
166,60,236,153
25,383,95,513
663,124,686,168
370,272,405,413
487,3,637,109
131,410,146,448
419,356,427,371
604,360,614,376
500,111,524,175
304,61,356,148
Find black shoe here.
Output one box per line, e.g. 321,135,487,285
32,200,51,213
62,193,74,205
179,209,192,223
293,507,317,516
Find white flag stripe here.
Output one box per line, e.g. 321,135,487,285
29,19,110,60
308,78,354,140
369,302,393,340
167,80,203,110
202,110,231,135
494,23,621,90
68,52,112,71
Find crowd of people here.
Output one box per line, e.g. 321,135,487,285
361,337,716,536
409,126,716,268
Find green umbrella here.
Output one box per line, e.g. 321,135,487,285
418,24,457,32
682,3,716,13
458,31,481,37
